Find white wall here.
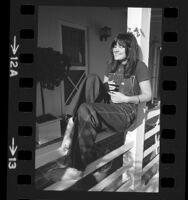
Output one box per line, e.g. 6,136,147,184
36,6,127,117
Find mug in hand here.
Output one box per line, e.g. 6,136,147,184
108,83,119,92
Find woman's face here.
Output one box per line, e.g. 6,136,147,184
112,42,127,61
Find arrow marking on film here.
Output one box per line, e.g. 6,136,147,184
9,137,18,156
10,36,19,55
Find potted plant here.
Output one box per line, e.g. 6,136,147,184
36,47,71,145
36,47,71,122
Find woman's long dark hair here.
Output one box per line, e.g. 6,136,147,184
108,32,139,78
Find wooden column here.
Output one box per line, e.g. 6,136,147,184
123,8,151,191
127,7,151,64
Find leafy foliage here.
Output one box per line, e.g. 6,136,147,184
37,47,71,90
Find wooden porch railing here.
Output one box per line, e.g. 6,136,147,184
37,102,160,192
120,102,160,192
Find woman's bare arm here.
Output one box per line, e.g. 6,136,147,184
128,80,152,103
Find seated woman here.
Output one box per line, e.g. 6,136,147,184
55,32,152,182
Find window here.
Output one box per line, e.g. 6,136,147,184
61,25,86,66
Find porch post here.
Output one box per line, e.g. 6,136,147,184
127,7,151,64
123,8,151,191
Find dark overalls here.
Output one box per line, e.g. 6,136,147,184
70,71,138,171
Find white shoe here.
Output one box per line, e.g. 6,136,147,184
62,167,83,181
49,167,83,182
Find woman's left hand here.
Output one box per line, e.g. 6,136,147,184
108,91,130,103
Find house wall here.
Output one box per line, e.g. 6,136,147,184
36,6,127,117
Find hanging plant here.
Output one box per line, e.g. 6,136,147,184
36,47,71,115
37,47,70,89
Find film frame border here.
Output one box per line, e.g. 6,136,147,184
7,0,187,199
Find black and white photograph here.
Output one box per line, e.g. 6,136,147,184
35,6,162,192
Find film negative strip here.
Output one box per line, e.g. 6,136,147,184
7,0,187,199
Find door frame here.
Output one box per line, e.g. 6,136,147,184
58,20,88,114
